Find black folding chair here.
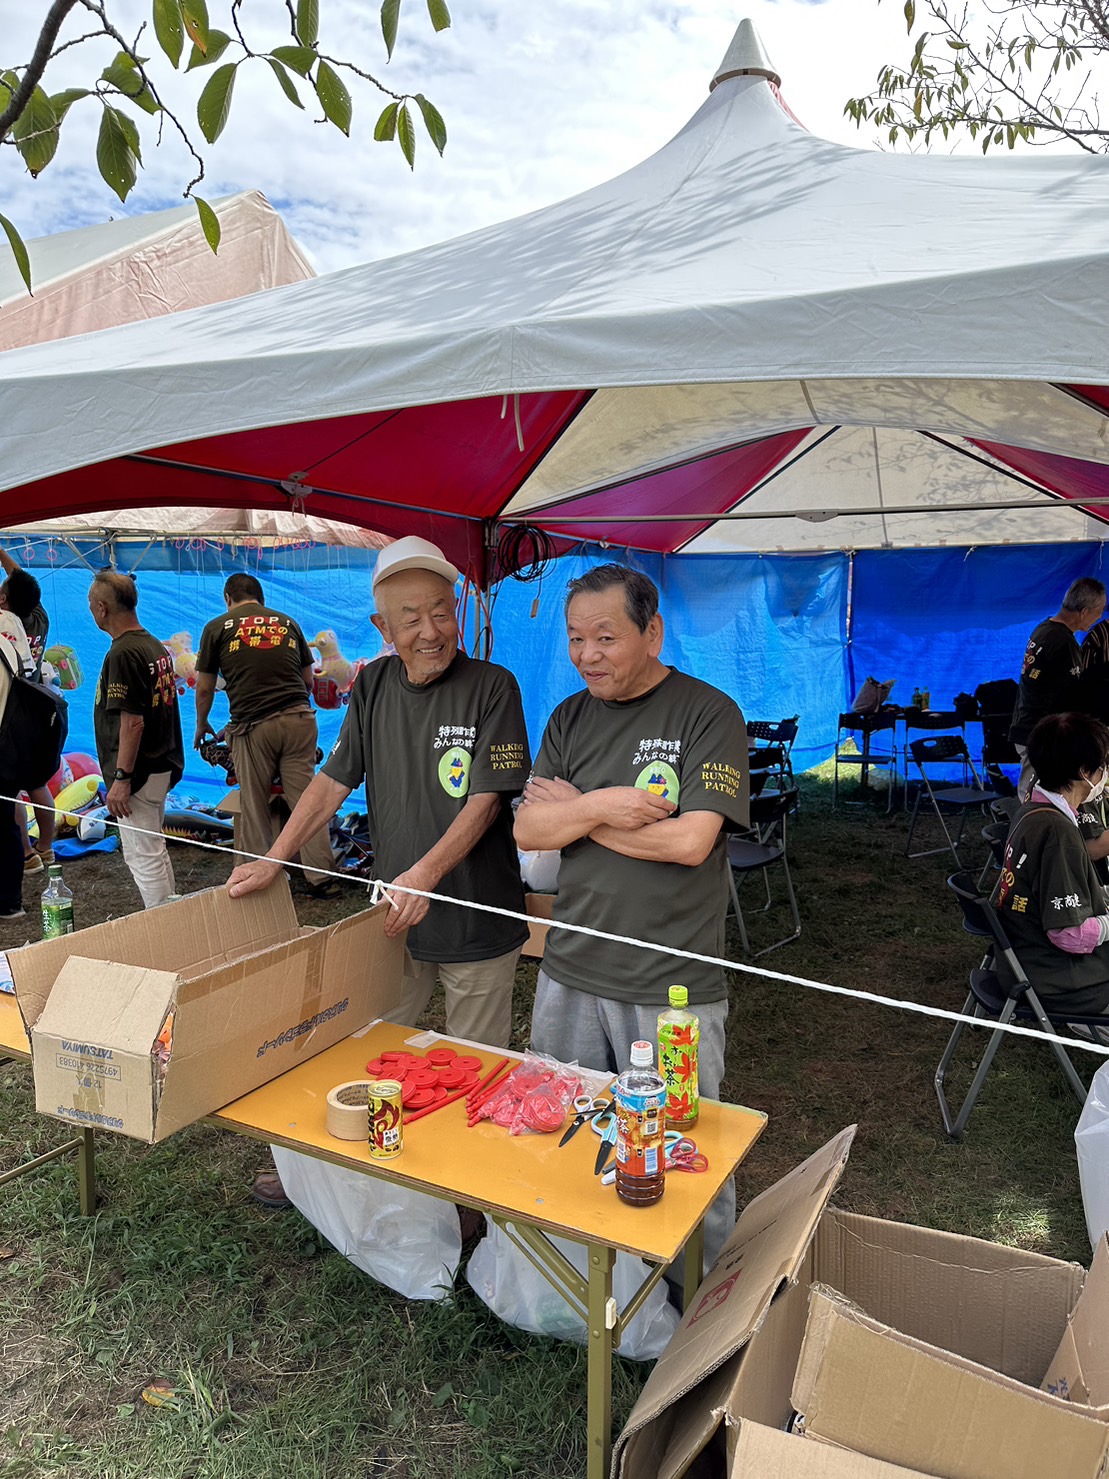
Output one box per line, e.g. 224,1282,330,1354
833,711,898,811
725,788,801,957
977,820,1009,892
905,735,1000,865
936,872,1099,1139
747,716,799,792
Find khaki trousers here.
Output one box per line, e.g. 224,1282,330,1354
395,947,521,1049
229,709,334,884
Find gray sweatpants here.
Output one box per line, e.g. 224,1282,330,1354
531,970,735,1271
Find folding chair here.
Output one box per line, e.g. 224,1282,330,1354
725,787,801,957
936,872,1097,1139
833,711,898,811
747,716,799,792
901,708,965,806
905,735,1000,865
976,820,1009,892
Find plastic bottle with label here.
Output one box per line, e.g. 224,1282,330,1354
41,864,74,938
911,687,922,709
612,1040,667,1207
657,984,700,1129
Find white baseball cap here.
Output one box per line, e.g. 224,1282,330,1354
371,536,460,595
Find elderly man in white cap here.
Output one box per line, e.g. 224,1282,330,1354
229,535,531,1036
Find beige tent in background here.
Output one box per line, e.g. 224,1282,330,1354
0,191,385,550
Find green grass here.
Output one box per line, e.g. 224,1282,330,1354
0,777,1098,1476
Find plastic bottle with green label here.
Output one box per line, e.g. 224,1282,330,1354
657,984,700,1129
41,864,74,939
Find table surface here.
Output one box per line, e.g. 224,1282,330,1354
208,1020,767,1264
0,994,29,1060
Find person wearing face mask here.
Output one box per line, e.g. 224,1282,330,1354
993,711,1109,1032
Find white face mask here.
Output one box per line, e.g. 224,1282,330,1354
1086,768,1108,804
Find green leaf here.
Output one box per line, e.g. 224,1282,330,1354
96,105,139,201
296,0,319,46
153,0,185,68
194,196,221,252
50,87,90,122
186,28,230,70
266,57,303,109
100,52,160,114
197,61,236,143
397,100,415,167
270,45,316,77
315,60,351,135
426,0,450,33
381,0,401,59
414,92,446,154
903,0,914,30
181,0,209,53
0,212,31,294
431,1382,454,1409
12,87,60,177
374,100,399,140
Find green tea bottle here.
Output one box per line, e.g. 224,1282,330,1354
657,984,699,1129
41,864,74,939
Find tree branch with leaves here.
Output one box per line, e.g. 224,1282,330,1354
846,1,1108,153
0,0,451,292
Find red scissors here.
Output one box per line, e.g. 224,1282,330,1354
664,1133,708,1172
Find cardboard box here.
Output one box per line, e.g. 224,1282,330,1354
522,891,555,959
730,1422,935,1478
11,879,404,1143
613,1127,1109,1479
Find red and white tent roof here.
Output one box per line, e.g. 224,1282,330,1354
2,21,1109,577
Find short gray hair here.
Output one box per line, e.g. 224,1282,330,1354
564,564,658,633
1062,577,1106,614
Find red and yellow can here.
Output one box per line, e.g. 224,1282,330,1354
367,1078,403,1159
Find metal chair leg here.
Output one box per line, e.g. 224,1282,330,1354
727,866,750,954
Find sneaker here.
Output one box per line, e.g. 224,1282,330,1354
34,847,55,866
1067,1022,1109,1047
22,852,44,874
0,906,26,920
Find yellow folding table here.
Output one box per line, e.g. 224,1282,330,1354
0,992,96,1213
206,1020,767,1479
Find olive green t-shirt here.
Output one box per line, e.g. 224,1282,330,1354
322,652,530,964
534,669,749,1006
93,628,184,794
196,603,313,729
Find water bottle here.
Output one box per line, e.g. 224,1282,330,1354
658,984,700,1129
41,864,74,939
911,687,922,709
612,1040,666,1207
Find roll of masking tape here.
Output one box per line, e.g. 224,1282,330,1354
326,1081,372,1141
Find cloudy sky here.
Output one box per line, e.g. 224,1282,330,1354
4,1,960,276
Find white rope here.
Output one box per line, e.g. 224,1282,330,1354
10,792,1109,1060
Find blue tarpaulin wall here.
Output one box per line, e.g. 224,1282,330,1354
7,534,1107,804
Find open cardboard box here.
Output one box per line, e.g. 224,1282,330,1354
613,1126,1109,1479
730,1421,936,1478
522,891,555,960
10,878,404,1143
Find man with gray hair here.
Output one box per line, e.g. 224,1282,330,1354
89,571,183,908
1010,576,1106,800
515,562,749,1265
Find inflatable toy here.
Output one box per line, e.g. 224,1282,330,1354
163,632,198,693
43,645,83,690
65,753,101,782
54,775,104,830
77,807,110,843
311,672,346,709
311,629,355,692
162,809,235,845
46,758,75,797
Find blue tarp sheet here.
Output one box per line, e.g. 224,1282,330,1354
7,535,1106,802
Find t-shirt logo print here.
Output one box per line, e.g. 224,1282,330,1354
635,760,680,805
437,747,472,799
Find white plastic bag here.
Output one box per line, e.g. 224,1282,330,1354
1076,1058,1109,1249
465,1219,679,1361
518,849,561,892
271,1146,461,1301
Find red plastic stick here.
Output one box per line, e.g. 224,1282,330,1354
465,1057,511,1108
466,1064,513,1119
404,1083,474,1124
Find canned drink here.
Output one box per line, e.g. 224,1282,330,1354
367,1078,403,1159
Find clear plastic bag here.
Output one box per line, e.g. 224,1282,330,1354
465,1219,679,1361
476,1051,583,1135
1075,1058,1109,1249
271,1146,461,1301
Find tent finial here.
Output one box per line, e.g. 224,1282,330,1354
710,18,781,92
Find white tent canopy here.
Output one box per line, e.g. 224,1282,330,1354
2,20,1109,569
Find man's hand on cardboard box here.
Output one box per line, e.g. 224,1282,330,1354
227,858,285,899
380,866,433,937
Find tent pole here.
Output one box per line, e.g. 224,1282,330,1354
845,550,856,703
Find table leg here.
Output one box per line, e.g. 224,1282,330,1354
586,1241,615,1479
681,1221,705,1311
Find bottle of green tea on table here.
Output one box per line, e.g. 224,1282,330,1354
657,984,700,1129
41,865,74,938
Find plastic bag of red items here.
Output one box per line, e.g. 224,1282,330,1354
476,1053,583,1136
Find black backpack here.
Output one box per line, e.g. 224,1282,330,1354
0,646,69,791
